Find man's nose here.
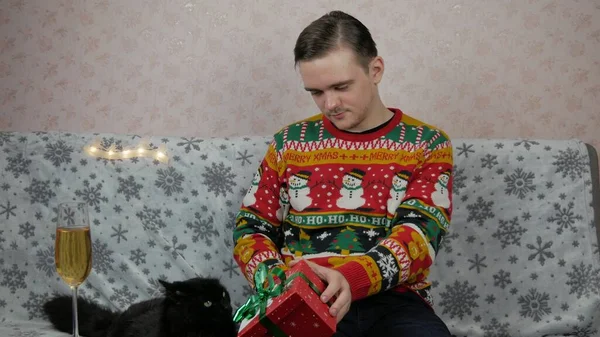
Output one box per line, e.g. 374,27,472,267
324,93,340,111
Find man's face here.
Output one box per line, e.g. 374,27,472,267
298,47,382,132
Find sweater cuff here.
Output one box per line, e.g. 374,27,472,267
334,260,373,301
246,257,286,288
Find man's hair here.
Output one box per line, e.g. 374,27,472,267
293,11,378,71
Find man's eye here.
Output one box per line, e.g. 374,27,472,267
310,91,322,96
336,86,348,91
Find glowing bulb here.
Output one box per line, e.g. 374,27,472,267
84,139,168,164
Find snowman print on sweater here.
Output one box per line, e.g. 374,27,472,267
276,183,291,221
387,170,410,214
337,169,366,209
288,171,313,211
242,167,262,207
431,170,451,208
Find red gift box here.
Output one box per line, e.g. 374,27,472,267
236,260,337,337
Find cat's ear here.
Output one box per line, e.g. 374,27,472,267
159,280,178,297
158,279,172,290
160,280,187,302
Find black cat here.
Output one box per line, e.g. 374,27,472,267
43,277,238,337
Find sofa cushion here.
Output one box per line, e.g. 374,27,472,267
0,131,598,336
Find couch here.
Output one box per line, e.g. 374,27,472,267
0,130,598,337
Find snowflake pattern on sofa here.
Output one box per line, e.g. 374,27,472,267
438,280,480,320
0,132,598,337
552,148,589,181
201,162,237,197
6,153,31,178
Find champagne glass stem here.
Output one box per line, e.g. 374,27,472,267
71,285,79,337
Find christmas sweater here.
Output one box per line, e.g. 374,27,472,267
232,108,453,305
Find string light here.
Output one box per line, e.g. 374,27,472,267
83,138,169,163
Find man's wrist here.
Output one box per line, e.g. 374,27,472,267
334,261,372,301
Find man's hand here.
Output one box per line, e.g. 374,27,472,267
289,259,351,323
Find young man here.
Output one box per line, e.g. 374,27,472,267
233,10,453,336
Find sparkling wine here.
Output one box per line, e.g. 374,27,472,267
55,227,92,287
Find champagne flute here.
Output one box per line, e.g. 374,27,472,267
55,202,93,337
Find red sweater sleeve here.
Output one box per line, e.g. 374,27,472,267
334,131,453,300
232,139,288,287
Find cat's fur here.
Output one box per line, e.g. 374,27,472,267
43,277,238,337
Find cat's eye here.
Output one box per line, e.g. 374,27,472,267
222,291,226,298
204,301,212,307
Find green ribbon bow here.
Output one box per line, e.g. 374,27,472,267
233,263,288,337
233,263,326,337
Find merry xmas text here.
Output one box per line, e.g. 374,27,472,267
283,151,423,164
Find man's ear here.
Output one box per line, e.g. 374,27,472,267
370,56,385,85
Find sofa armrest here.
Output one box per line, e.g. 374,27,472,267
585,143,600,259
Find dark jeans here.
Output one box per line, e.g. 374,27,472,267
334,290,452,337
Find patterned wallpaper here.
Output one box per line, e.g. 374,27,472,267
0,0,599,153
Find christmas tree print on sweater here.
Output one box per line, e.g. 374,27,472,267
328,227,365,255
288,228,316,257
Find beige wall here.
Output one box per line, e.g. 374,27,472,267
0,0,599,153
